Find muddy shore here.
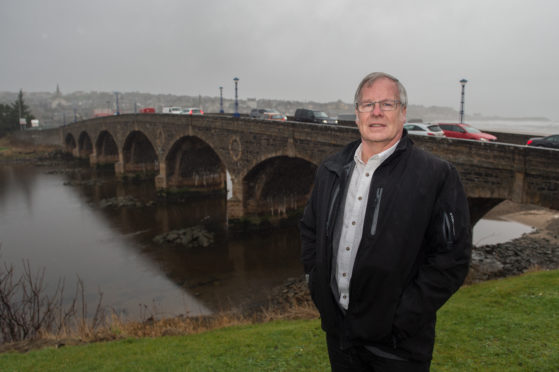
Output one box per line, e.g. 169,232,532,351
467,200,559,283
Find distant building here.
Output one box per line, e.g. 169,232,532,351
51,84,69,109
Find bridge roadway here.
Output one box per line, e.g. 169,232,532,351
57,113,559,224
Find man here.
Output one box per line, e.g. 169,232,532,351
300,72,471,371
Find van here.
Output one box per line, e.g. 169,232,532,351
162,107,182,114
294,108,338,124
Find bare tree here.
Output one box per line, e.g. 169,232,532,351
0,252,104,344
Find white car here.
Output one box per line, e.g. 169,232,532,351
162,107,183,114
404,123,445,137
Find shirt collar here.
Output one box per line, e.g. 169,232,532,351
354,140,400,166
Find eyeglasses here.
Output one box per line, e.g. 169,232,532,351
355,100,401,113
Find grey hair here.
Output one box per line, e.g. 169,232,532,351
353,72,407,108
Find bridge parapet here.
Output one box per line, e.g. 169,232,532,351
413,136,559,210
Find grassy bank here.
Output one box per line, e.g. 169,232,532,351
1,269,557,371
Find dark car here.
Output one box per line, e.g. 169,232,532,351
526,134,559,149
294,108,338,124
438,123,497,142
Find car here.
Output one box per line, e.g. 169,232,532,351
526,134,559,149
181,108,204,115
404,123,445,137
162,107,183,114
438,123,497,142
294,108,338,124
261,112,287,121
250,108,278,119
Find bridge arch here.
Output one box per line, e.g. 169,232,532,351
65,133,76,153
242,155,317,217
77,131,93,159
94,130,119,165
121,130,158,175
164,135,226,192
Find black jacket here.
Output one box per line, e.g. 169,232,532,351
300,134,471,362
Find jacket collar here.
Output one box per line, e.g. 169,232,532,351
323,130,413,177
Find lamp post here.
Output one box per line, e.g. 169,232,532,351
219,86,224,113
233,77,240,118
114,91,120,115
459,79,468,123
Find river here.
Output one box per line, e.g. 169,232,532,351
0,162,533,320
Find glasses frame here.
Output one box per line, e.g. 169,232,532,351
355,100,402,113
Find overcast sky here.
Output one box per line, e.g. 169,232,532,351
1,0,558,120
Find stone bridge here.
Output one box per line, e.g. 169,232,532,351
55,114,559,224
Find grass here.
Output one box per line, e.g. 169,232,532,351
432,268,559,371
1,269,557,371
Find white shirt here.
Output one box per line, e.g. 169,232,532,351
335,141,398,310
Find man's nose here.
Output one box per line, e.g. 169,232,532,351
371,103,383,116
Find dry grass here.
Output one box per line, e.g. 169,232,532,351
0,257,317,354
0,136,62,158
0,297,318,354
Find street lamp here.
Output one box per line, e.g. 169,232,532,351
219,86,224,113
114,91,120,115
233,77,240,118
459,79,468,123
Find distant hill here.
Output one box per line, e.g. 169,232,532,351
0,89,549,128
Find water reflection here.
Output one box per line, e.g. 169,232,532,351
0,164,303,320
473,218,534,246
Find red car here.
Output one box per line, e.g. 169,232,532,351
261,112,287,121
438,123,497,142
181,107,204,115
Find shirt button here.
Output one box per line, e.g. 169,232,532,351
358,196,362,201
352,221,356,226
342,273,347,277
365,172,370,177
343,295,347,299
346,246,350,251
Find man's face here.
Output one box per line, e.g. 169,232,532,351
355,78,406,152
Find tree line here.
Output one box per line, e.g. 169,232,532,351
0,90,35,137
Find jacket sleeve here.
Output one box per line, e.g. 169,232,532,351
392,162,472,343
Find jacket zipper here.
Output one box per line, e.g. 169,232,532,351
370,187,383,236
442,211,456,244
